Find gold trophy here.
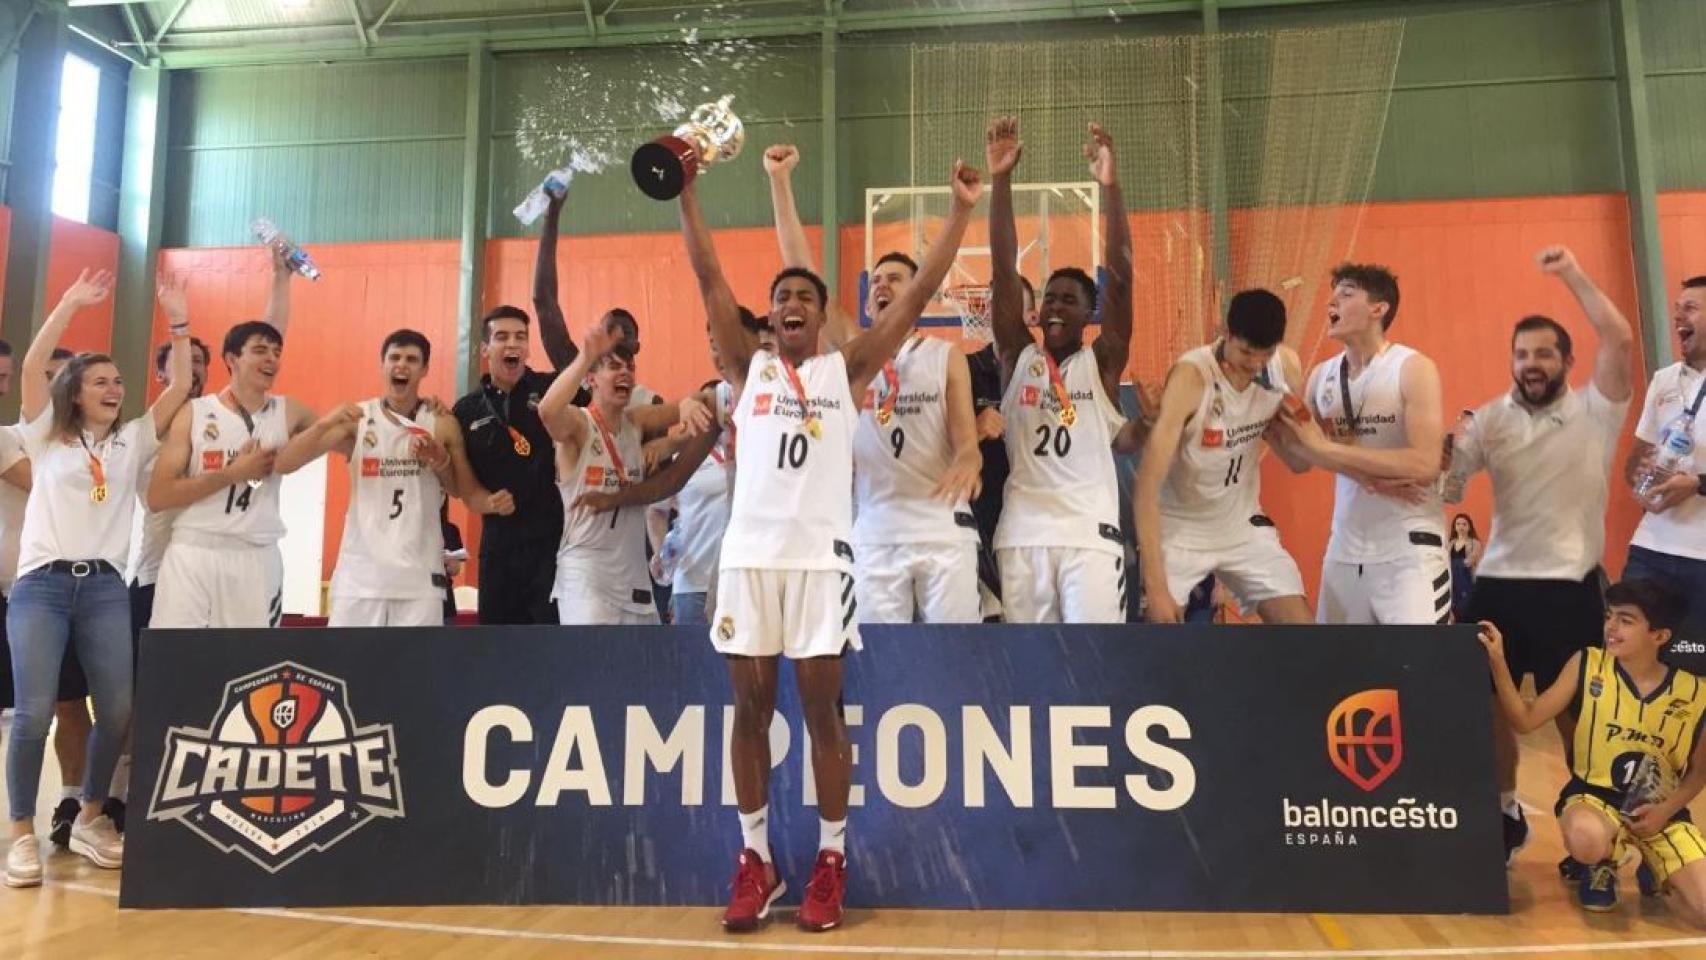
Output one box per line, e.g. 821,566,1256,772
631,95,746,201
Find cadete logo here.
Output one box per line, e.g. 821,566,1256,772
147,662,404,873
1326,688,1403,792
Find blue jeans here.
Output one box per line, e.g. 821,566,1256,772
1625,545,1706,643
6,567,132,821
671,591,708,627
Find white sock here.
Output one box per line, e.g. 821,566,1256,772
1500,792,1521,817
109,755,130,802
60,785,81,803
819,817,847,855
739,805,771,863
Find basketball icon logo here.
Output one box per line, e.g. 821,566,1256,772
1325,688,1403,793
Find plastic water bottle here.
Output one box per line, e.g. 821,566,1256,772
250,218,320,281
1637,414,1696,506
1439,409,1475,504
513,167,573,226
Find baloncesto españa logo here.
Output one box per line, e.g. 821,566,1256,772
147,662,404,872
1282,688,1459,846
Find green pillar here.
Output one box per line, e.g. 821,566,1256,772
1202,0,1231,318
114,66,171,418
819,13,839,300
1609,0,1671,370
2,7,68,420
457,42,494,397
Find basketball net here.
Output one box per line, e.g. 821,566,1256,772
944,284,994,344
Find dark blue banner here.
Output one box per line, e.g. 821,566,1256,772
121,624,1507,914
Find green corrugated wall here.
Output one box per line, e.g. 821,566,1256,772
154,0,1706,247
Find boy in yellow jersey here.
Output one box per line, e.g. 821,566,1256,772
1480,579,1706,922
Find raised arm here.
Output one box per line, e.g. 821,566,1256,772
1537,245,1635,403
149,274,195,438
261,244,293,336
532,190,580,372
843,163,982,391
23,269,113,423
1135,363,1206,624
1087,124,1132,402
540,322,610,444
764,145,815,271
679,182,755,392
1480,622,1580,734
986,117,1029,383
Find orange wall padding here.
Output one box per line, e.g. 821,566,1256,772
0,214,121,354
133,193,1702,609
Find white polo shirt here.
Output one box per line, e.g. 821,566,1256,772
1631,362,1706,561
1454,382,1628,581
13,403,160,580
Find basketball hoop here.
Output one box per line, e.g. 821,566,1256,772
943,284,993,343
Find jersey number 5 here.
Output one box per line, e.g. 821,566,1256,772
389,489,404,519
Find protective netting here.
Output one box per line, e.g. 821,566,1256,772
905,22,1404,383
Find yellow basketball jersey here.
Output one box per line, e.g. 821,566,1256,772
1570,647,1706,801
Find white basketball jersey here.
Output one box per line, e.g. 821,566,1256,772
994,342,1127,555
1161,344,1289,550
556,405,652,611
329,399,446,601
719,350,856,572
1311,343,1444,563
173,394,290,547
853,336,975,547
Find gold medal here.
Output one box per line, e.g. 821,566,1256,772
1059,407,1077,428
805,418,822,440
90,484,108,504
875,408,892,427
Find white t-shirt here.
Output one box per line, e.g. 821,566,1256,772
671,443,732,595
995,342,1127,555
1631,362,1706,561
852,336,976,547
1160,344,1289,551
719,350,857,572
14,403,160,579
1310,344,1445,563
0,427,27,591
1456,383,1629,580
329,400,447,601
127,446,178,587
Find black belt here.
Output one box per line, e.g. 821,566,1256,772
47,560,119,578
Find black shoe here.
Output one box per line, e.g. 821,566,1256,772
1559,856,1587,882
48,797,80,849
101,797,126,835
1503,807,1530,865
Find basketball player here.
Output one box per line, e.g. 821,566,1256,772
146,321,319,627
1480,580,1706,922
1279,264,1448,625
678,159,980,932
536,323,710,626
763,144,856,352
279,330,496,627
1135,289,1312,623
986,117,1136,624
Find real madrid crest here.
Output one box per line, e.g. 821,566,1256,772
363,430,378,449
203,421,220,442
1209,395,1225,418
761,364,778,383
591,437,604,456
1029,359,1045,378
717,616,736,642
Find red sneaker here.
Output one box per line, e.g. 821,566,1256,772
796,849,847,932
721,848,784,932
